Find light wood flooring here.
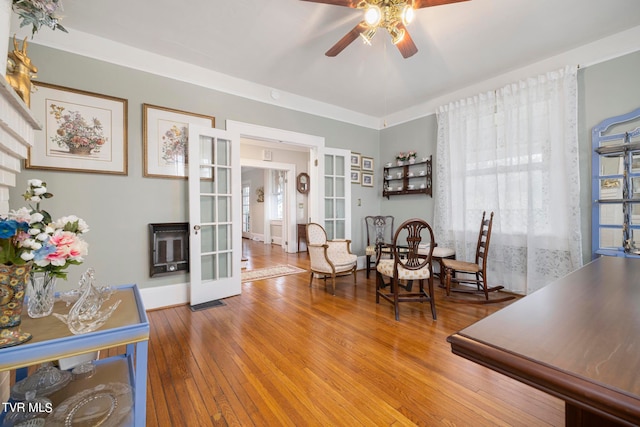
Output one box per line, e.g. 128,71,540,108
145,239,563,426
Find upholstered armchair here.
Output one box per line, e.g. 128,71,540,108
306,223,357,295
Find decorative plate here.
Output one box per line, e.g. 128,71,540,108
11,364,71,400
47,382,132,427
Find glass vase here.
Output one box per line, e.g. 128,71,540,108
27,271,57,318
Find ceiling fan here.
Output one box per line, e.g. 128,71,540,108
301,0,470,58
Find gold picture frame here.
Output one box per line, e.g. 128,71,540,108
27,82,128,175
143,104,215,179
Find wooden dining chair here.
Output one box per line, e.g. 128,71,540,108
376,218,437,321
441,211,515,304
364,215,394,278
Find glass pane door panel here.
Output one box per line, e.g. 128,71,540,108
219,252,231,278
200,196,215,223
336,199,345,219
217,139,230,166
218,168,231,193
201,254,216,281
335,156,345,175
218,196,230,222
600,204,623,225
599,180,623,199
218,224,231,251
336,178,345,197
335,220,345,238
200,176,215,193
201,225,216,253
600,228,622,249
324,221,335,240
199,137,214,164
200,166,213,180
325,155,334,175
324,199,334,219
325,177,334,197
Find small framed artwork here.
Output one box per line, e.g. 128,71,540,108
143,104,215,179
27,82,128,175
350,152,361,169
362,156,374,172
351,170,361,184
362,173,373,187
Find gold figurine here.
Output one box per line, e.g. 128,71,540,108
6,36,38,107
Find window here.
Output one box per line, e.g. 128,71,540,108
271,170,285,220
242,184,250,233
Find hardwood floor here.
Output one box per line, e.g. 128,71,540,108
146,239,563,426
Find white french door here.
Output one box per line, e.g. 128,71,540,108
188,124,241,306
321,148,351,240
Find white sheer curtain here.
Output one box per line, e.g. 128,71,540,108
433,66,582,295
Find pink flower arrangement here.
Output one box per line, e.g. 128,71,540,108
22,179,89,279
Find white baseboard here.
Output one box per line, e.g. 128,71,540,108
140,282,189,310
141,257,368,311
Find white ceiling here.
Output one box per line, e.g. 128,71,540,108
23,0,640,128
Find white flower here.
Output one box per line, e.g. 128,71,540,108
45,225,55,234
8,207,32,223
28,228,40,235
21,238,36,248
33,186,47,196
31,212,44,223
29,195,41,202
55,215,90,233
20,252,35,261
31,242,42,250
36,232,49,241
27,179,43,187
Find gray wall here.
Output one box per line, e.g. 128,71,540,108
377,50,640,265
11,42,640,291
379,115,438,227
10,44,379,291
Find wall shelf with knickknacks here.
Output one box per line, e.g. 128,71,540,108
383,155,432,199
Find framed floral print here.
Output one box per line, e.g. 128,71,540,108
26,82,128,175
143,104,215,179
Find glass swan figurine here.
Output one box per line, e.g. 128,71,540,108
53,268,121,335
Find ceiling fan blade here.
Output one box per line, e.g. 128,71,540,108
395,24,418,58
325,22,368,57
413,0,471,9
299,0,358,7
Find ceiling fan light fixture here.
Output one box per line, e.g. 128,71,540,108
388,25,405,44
360,27,377,45
401,4,415,25
364,5,382,26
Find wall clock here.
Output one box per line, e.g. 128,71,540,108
297,173,309,194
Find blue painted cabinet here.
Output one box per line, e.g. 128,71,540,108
592,107,640,259
0,284,149,426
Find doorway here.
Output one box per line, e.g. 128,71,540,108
230,121,324,254
241,161,297,251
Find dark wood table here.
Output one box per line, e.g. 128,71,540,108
447,256,640,426
297,223,307,253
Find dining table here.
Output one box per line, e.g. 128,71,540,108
447,256,640,426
